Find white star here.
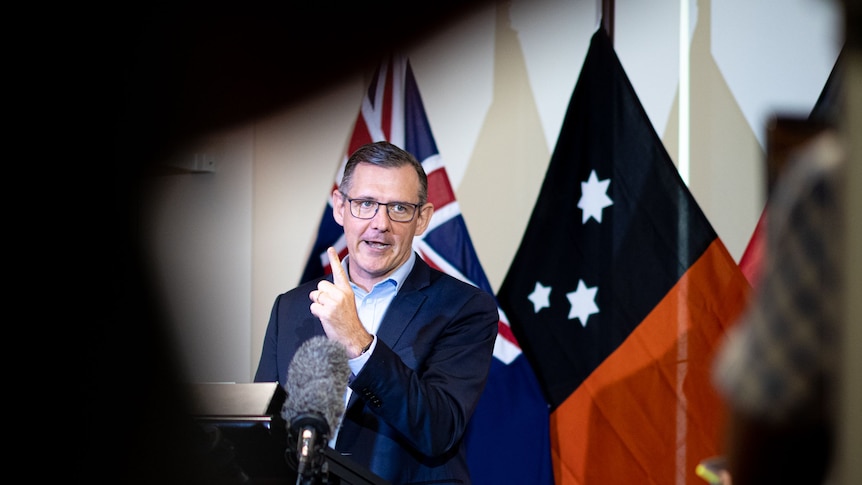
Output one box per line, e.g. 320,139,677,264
527,281,551,313
577,170,613,223
566,279,599,327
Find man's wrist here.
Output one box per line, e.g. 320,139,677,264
359,336,374,355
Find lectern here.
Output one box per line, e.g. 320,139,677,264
188,382,390,485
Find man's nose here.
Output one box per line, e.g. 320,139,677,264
370,206,392,228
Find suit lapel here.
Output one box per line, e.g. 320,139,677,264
375,255,430,349
345,255,431,410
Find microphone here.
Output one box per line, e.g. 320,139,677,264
281,336,350,484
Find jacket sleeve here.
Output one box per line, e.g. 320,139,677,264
253,295,283,384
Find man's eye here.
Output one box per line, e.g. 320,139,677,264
390,204,407,213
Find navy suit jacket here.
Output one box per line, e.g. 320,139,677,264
254,254,498,484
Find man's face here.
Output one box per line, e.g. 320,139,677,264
332,162,433,291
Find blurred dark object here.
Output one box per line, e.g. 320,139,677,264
765,117,832,197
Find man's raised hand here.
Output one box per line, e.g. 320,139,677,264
308,247,369,357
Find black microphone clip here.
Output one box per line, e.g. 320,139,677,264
286,412,331,483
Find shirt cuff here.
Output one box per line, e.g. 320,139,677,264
348,335,376,375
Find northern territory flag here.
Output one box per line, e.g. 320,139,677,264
496,28,751,484
300,54,553,485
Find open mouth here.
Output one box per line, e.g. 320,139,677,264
364,241,390,250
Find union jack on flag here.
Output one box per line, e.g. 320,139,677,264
300,54,552,485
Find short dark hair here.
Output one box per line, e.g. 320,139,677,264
341,141,428,205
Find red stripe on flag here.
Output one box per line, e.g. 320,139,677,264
426,167,455,208
382,60,394,141
739,208,766,288
349,113,374,156
496,320,517,346
550,240,750,484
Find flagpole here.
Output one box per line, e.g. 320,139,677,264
676,5,693,484
602,0,614,43
678,0,691,186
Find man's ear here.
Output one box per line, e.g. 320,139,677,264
414,203,434,235
332,190,346,226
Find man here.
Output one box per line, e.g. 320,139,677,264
255,141,499,484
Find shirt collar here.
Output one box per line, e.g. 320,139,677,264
342,250,416,293
387,250,415,293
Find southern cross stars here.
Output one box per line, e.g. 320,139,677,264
527,280,599,327
578,169,613,223
524,169,607,328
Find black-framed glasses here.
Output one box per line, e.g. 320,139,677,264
342,193,421,222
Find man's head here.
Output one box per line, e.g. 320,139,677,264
333,142,434,290
340,141,429,205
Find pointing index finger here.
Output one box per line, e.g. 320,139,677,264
328,247,350,289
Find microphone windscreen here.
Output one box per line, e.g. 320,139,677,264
281,336,351,435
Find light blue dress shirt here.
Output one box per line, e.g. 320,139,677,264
329,251,416,446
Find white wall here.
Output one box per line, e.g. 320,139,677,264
141,129,254,383
141,0,843,384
